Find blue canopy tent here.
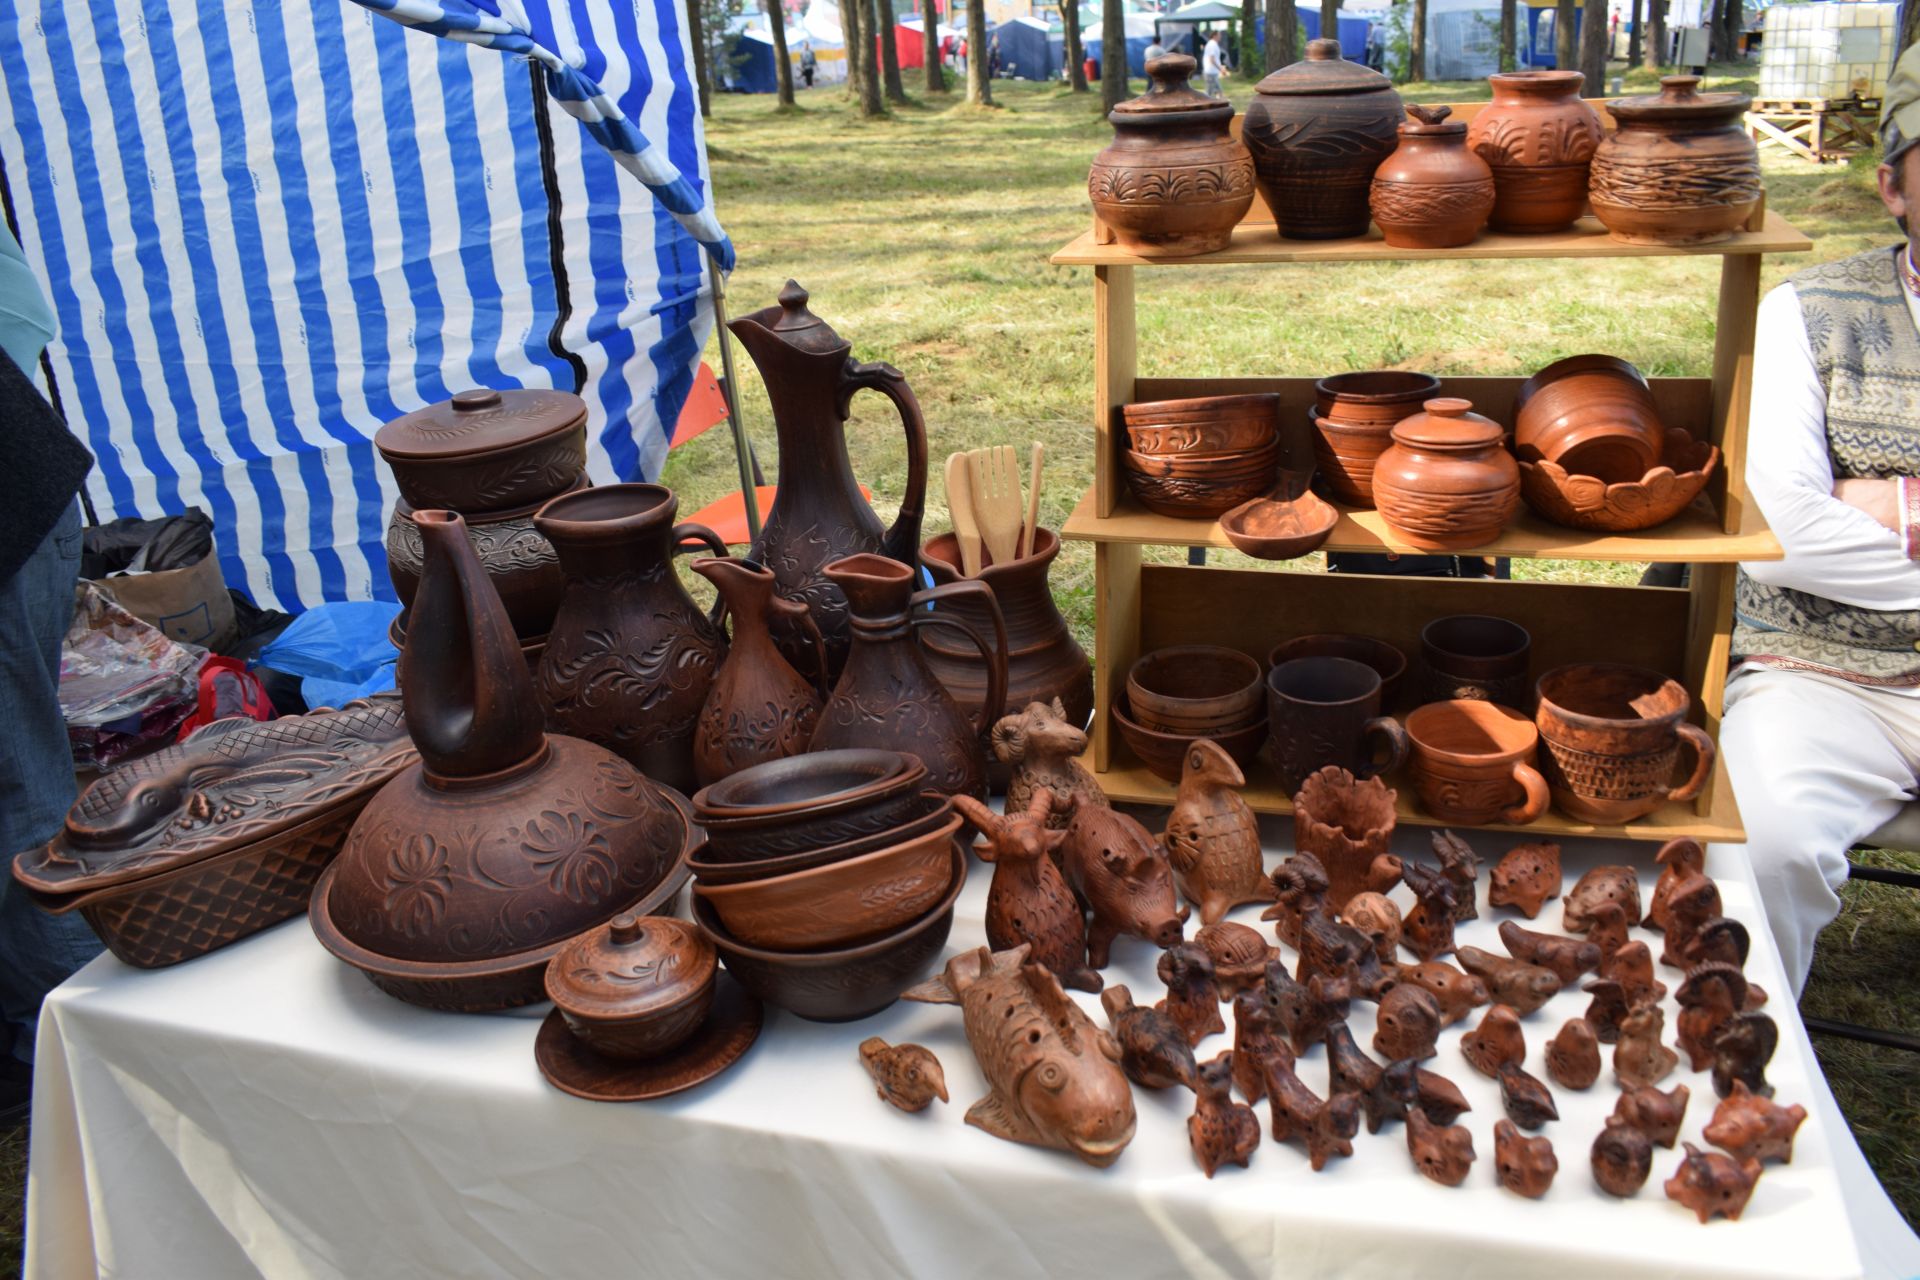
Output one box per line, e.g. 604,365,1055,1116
1296,12,1375,49
723,22,782,93
993,16,1057,81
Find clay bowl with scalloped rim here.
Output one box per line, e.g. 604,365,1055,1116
1519,428,1720,532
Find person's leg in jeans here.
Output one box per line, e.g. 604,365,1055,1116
0,500,101,1068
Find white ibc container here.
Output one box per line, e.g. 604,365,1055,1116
1758,1,1895,102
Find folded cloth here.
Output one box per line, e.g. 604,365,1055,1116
0,347,91,586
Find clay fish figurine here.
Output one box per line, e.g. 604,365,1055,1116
859,1038,949,1113
905,945,1137,1167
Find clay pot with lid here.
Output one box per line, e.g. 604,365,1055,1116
1589,76,1762,246
545,914,718,1061
1242,40,1405,240
1089,54,1256,257
1514,354,1664,486
1465,71,1604,233
1372,398,1520,550
1311,370,1441,506
1369,104,1496,250
385,476,582,643
374,387,587,512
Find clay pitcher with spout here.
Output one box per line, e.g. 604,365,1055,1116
729,281,929,683
690,556,830,787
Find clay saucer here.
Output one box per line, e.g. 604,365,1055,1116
1220,490,1338,559
535,971,764,1102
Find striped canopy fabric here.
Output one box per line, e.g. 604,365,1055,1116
0,0,723,612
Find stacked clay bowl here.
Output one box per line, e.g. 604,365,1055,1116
1121,394,1280,519
1310,371,1441,507
1115,645,1267,782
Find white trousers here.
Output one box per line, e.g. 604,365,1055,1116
1714,664,1920,996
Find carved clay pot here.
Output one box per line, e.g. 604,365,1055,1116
1369,105,1495,250
386,477,582,643
1590,76,1762,246
1466,71,1604,233
1310,370,1442,506
1405,700,1549,826
1123,394,1280,456
1089,54,1255,257
1293,766,1396,913
544,914,717,1061
1514,354,1665,487
374,387,587,512
1242,39,1404,240
1122,443,1280,519
691,557,828,788
1373,398,1520,550
810,554,1009,800
1534,663,1716,823
533,484,728,794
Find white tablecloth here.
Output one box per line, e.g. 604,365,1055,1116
25,818,1920,1280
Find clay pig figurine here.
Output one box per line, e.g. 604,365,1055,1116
1157,942,1227,1046
1102,984,1198,1091
1705,1081,1806,1165
1060,797,1188,967
860,1038,948,1113
1665,1142,1764,1224
1190,1052,1260,1177
1490,841,1560,918
1406,1107,1476,1187
992,699,1106,829
954,790,1101,993
1162,739,1277,925
905,946,1136,1167
1494,1119,1558,1199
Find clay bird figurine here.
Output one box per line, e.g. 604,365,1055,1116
991,698,1105,829
1101,984,1198,1091
1659,872,1726,970
1461,1003,1526,1078
1327,1021,1418,1134
1340,891,1403,967
1162,739,1276,925
1592,1117,1654,1197
1157,941,1226,1046
1497,1061,1559,1130
1614,1002,1680,1089
1189,1052,1261,1177
1613,1082,1690,1149
1374,984,1445,1062
1406,1106,1476,1187
1600,940,1667,1008
1414,1067,1473,1126
1497,919,1600,985
1711,1012,1778,1100
1664,1142,1764,1223
1455,945,1561,1017
953,789,1102,993
1395,960,1490,1026
860,1038,949,1113
1646,836,1706,933
1544,1017,1601,1090
1494,1119,1558,1199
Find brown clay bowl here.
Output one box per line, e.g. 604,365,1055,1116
688,793,952,887
1122,446,1278,519
691,811,963,950
1519,428,1720,532
1513,354,1664,486
544,915,717,1061
694,751,931,863
1220,490,1338,559
692,841,967,1022
1123,394,1280,456
1309,414,1395,507
1126,645,1265,736
1314,371,1443,427
1112,694,1268,784
1268,634,1409,709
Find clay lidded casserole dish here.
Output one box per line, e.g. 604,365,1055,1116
374,387,587,512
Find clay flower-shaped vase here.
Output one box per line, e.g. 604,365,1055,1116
1373,398,1520,551
1292,765,1397,913
1242,40,1404,240
690,557,830,787
1369,104,1496,250
1465,71,1604,233
1089,54,1256,257
1589,76,1762,246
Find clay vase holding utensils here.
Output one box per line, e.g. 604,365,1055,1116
1404,700,1550,826
1420,615,1531,707
1266,656,1410,794
1534,664,1716,823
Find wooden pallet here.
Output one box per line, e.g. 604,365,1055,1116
1748,96,1881,164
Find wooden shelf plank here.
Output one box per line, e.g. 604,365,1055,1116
1062,484,1783,563
1051,211,1812,268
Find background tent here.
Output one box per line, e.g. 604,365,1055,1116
801,1,852,83
0,0,720,613
1296,11,1375,51
992,16,1059,80
1420,0,1542,76
1084,12,1157,75
724,22,781,93
895,15,962,71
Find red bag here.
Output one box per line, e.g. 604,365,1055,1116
176,655,275,740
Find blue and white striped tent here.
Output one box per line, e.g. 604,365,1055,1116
0,0,726,612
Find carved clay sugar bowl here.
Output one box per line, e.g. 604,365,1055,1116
545,914,717,1061
1520,427,1720,532
692,749,930,863
386,478,582,643
1372,398,1520,550
1466,71,1604,233
1514,354,1665,487
374,387,587,512
1311,370,1442,506
1369,105,1495,250
1089,54,1256,257
1589,76,1762,246
1123,393,1280,457
1242,39,1404,240
1126,645,1265,736
1535,663,1716,823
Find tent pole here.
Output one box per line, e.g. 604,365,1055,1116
708,257,763,544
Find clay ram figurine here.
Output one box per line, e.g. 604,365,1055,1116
991,699,1106,829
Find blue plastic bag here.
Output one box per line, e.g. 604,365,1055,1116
253,600,401,710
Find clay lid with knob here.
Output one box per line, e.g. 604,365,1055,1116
374,387,587,461
545,913,717,1020
1255,38,1394,96
1398,103,1467,137
1607,74,1751,125
728,279,850,356
1391,398,1505,450
1111,53,1231,119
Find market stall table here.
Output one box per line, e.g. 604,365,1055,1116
25,821,1920,1280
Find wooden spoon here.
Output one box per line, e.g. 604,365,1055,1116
945,452,984,576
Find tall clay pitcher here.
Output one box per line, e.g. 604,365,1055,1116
810,554,1008,800
728,281,928,683
690,557,830,787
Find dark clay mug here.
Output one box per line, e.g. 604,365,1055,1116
1267,656,1410,794
1420,614,1532,708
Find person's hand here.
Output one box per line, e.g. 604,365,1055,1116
1833,476,1903,532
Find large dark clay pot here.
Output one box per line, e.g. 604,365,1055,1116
1241,40,1404,240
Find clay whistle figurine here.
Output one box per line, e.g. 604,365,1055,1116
1406,1106,1476,1187
954,790,1102,993
1676,962,1749,1071
1614,1002,1680,1089
1157,942,1227,1047
1659,873,1725,970
1456,945,1561,1016
1327,1021,1418,1134
992,699,1106,830
1231,984,1294,1104
1564,865,1642,933
1705,1081,1806,1164
1600,940,1667,1007
1340,891,1403,967
1711,1012,1778,1099
1489,841,1560,918
1163,740,1277,925
1495,1119,1559,1199
1060,798,1189,968
1584,900,1631,961
1267,959,1352,1055
1300,910,1397,1000
860,1038,949,1112
904,946,1136,1167
1261,850,1329,950
1592,1118,1654,1197
1497,919,1600,984
1399,859,1460,961
1266,1056,1360,1170
1190,1052,1261,1177
1374,984,1445,1061
1545,1017,1602,1090
1195,921,1278,998
1498,1061,1559,1129
1688,919,1770,1011
1664,1142,1764,1223
1613,1082,1690,1149
1647,836,1706,932
1101,984,1198,1091
1395,960,1490,1026
1582,976,1630,1044
1415,1067,1472,1126
1461,1003,1526,1078
1430,829,1481,922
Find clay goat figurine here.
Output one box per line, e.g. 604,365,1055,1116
1614,1002,1679,1089
860,1038,949,1113
1704,1081,1806,1164
953,789,1101,993
1399,859,1460,961
1101,984,1198,1091
1406,1107,1476,1187
1430,829,1480,922
1497,919,1600,984
1544,1017,1601,1090
1494,1119,1558,1199
1190,1052,1260,1177
1162,739,1276,925
1156,942,1226,1046
1327,1021,1418,1134
1664,1142,1764,1223
991,698,1105,829
1059,798,1188,968
1265,1055,1360,1171
1456,945,1561,1017
1489,841,1560,918
1613,1082,1690,1149
1647,836,1706,932
1591,1117,1654,1197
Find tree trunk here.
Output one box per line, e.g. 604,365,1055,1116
844,0,865,97
1644,0,1665,67
1411,0,1428,81
766,0,796,106
1499,0,1516,71
878,0,907,102
1066,0,1088,90
1267,0,1295,70
1578,0,1607,88
688,0,712,117
863,0,888,110
967,0,992,103
925,0,947,91
1323,0,1339,53
1101,0,1127,111
1721,0,1741,62
1555,0,1575,70
1705,0,1725,61
1626,0,1641,66
1242,0,1258,75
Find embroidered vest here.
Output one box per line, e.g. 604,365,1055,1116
1734,246,1920,686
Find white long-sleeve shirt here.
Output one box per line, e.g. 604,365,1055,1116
1739,276,1920,611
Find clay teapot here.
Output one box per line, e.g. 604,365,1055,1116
1089,54,1256,256
690,556,830,787
1241,40,1404,240
1372,398,1520,550
532,484,729,794
1465,71,1604,233
1368,104,1495,249
729,282,928,683
809,554,1008,800
1589,76,1762,246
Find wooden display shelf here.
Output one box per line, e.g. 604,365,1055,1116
1064,484,1783,563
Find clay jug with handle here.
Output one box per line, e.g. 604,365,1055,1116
532,484,729,795
728,281,928,683
690,556,830,787
810,554,1009,801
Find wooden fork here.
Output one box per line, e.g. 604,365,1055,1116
968,445,1023,567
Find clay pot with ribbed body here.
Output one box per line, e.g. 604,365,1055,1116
1589,76,1761,246
1466,71,1604,233
1369,105,1495,249
1089,54,1256,257
1310,371,1441,506
1242,40,1405,240
1373,399,1520,550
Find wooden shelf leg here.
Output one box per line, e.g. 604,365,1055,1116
1091,540,1143,772
1712,253,1763,535
1094,264,1136,520
1684,561,1739,816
